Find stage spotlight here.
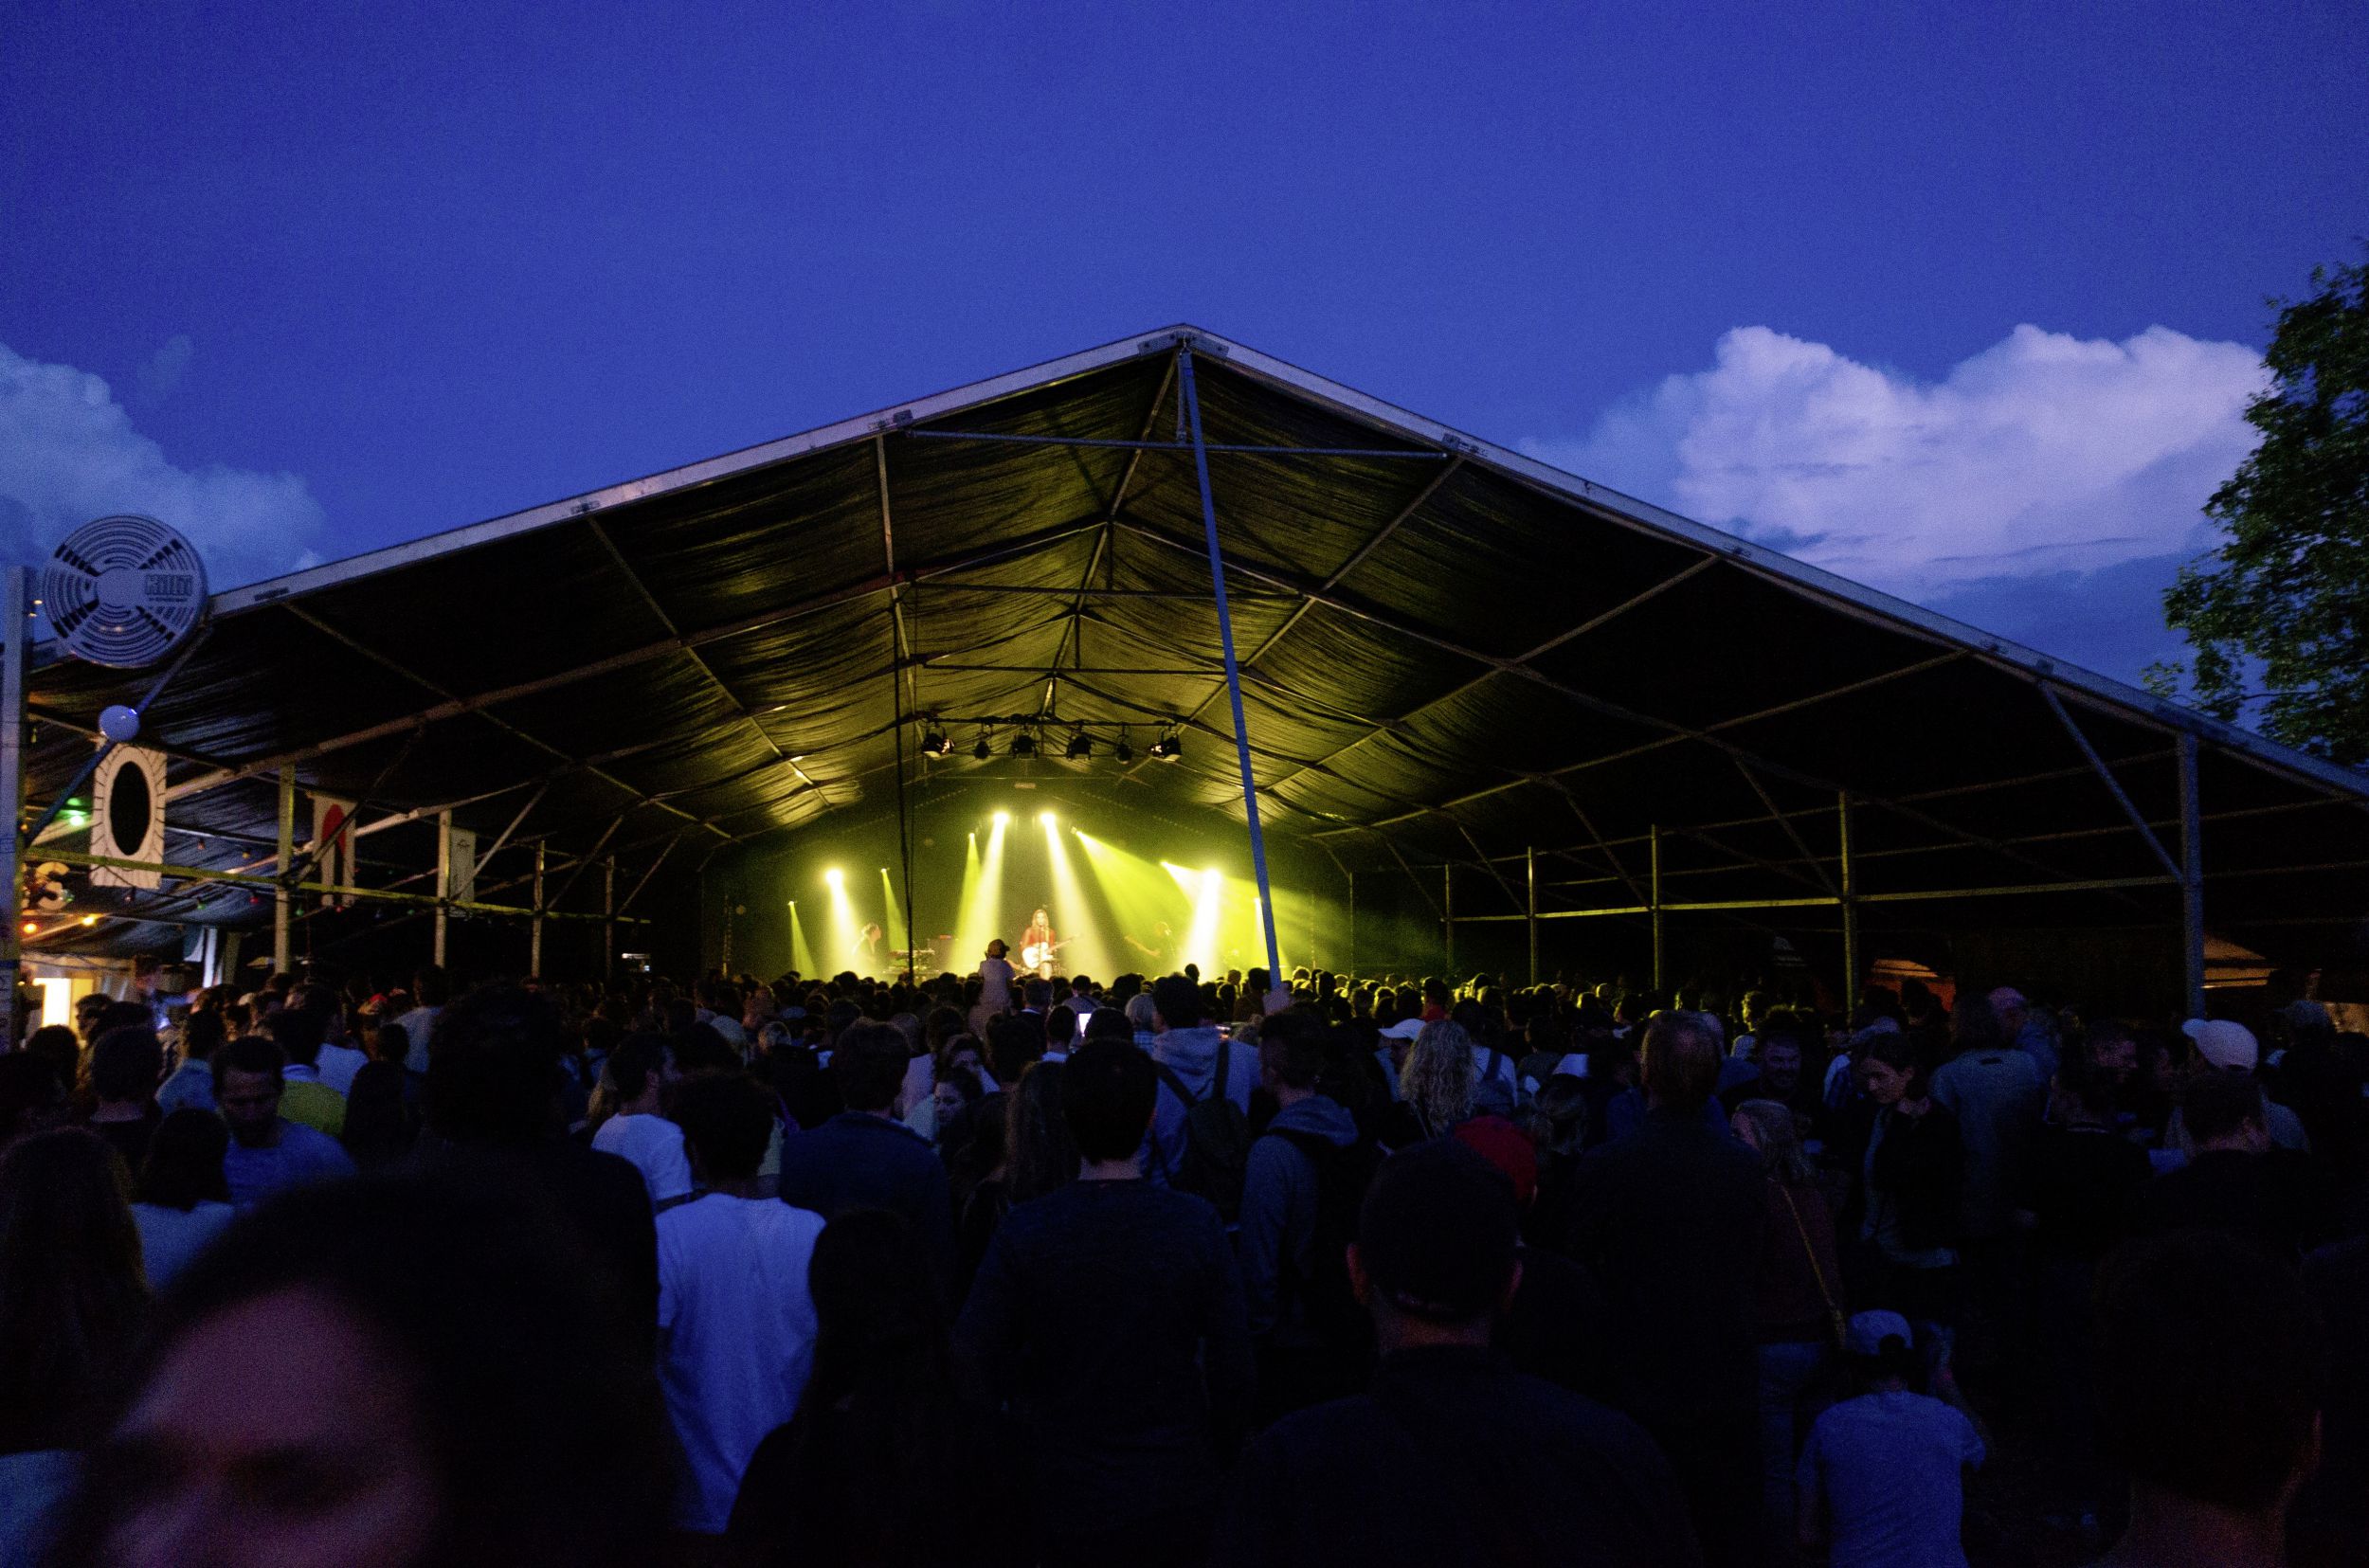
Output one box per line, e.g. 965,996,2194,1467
1148,730,1182,762
824,868,843,886
972,732,992,761
1011,730,1037,759
992,810,1010,826
1040,811,1056,826
1114,727,1134,763
1066,730,1093,760
922,723,950,756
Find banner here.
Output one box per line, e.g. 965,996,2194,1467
91,746,167,889
311,796,356,907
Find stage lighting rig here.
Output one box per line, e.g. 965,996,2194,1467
1114,726,1134,764
972,730,992,761
1066,730,1093,760
1011,730,1038,759
921,722,951,757
1148,728,1183,762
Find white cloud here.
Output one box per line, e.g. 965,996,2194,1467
0,339,323,590
1528,323,2265,601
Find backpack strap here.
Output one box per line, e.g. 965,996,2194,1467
1148,1058,1198,1184
1215,1034,1232,1106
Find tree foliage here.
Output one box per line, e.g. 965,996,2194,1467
2147,255,2369,767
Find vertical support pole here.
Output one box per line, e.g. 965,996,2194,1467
432,810,452,967
1649,823,1664,993
603,856,616,982
1177,343,1281,984
1347,870,1356,979
273,767,296,975
529,840,546,978
0,568,28,1052
1838,792,1858,1014
1526,843,1540,987
2177,733,2205,1018
1443,861,1455,974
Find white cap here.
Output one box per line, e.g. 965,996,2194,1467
2182,1017,2259,1072
1379,1018,1426,1040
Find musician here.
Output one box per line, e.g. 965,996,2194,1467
854,921,884,967
1124,920,1175,975
1020,908,1059,978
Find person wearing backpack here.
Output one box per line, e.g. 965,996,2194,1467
1142,974,1259,1217
1239,1009,1376,1423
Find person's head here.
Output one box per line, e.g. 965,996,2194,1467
262,1003,326,1071
2183,1017,2261,1074
606,1033,671,1116
1639,1011,1722,1111
136,1108,231,1212
1060,1040,1156,1165
90,1025,164,1108
1257,1010,1326,1099
1858,1030,1924,1108
1083,1007,1130,1044
1350,1139,1520,1347
76,993,112,1039
371,1018,410,1065
985,938,1007,961
0,1052,66,1146
0,1127,148,1451
1730,1098,1813,1185
48,1172,673,1568
424,984,571,1147
803,1207,950,1397
1534,1074,1589,1158
1401,1018,1473,1125
1150,974,1201,1033
1986,985,2029,1036
670,1073,774,1186
2182,1070,2270,1153
1123,992,1158,1034
2087,1019,2140,1085
179,1009,226,1065
410,964,450,1008
1841,1308,1921,1392
1757,1034,1804,1098
1045,1004,1076,1049
212,1036,288,1147
27,1023,81,1094
931,1066,980,1125
1951,991,2003,1054
833,1020,912,1115
1031,908,1047,927
2091,1232,2321,1524
984,1015,1040,1087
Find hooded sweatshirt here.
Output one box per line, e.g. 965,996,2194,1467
1140,1025,1260,1187
1236,1094,1361,1342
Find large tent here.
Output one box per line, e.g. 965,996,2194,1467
18,326,2369,1008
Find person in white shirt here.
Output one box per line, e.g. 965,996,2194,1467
657,1074,826,1538
978,941,1016,1015
590,1035,692,1208
394,964,450,1076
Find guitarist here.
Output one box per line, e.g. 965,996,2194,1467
1020,908,1061,978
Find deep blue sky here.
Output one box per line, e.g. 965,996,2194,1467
4,1,2363,682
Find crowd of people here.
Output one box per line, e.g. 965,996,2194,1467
0,954,2363,1567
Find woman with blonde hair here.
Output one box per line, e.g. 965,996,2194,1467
1402,1019,1478,1141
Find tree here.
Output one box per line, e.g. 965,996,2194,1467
2146,254,2369,767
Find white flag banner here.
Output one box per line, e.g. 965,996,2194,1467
447,827,479,907
91,746,167,889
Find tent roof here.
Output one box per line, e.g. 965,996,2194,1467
26,325,2369,960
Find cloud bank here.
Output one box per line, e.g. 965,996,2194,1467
0,339,324,592
1528,324,2264,641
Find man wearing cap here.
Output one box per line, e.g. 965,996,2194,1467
1212,1139,1698,1567
1796,1309,1984,1567
2169,1018,2310,1157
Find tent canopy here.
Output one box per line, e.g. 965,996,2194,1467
23,326,2369,972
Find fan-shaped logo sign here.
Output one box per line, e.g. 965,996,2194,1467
41,514,208,669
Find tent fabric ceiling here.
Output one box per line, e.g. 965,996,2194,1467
23,325,2369,961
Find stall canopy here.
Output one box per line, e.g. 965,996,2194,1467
21,326,2369,988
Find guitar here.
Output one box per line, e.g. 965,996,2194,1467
1021,938,1071,969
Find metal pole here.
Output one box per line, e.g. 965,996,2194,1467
1347,870,1356,978
603,856,616,982
431,810,454,966
0,568,28,1052
530,841,546,978
1526,843,1539,986
1649,823,1664,993
1443,861,1455,975
1177,343,1281,983
1838,792,1858,1014
2178,733,2205,1018
274,767,296,974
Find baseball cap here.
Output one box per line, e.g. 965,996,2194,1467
2183,1018,2259,1072
1845,1308,1914,1360
1378,1018,1426,1040
1452,1113,1540,1206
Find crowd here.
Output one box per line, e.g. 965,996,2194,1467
0,955,2363,1568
